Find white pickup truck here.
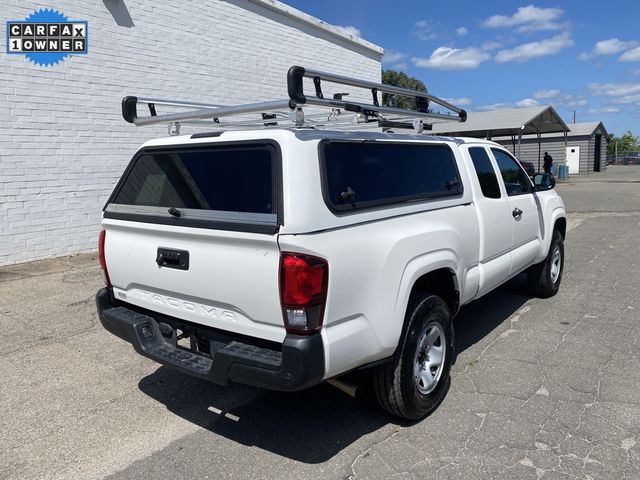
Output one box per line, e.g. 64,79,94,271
96,68,566,419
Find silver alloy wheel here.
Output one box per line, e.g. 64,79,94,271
550,246,562,283
413,322,446,395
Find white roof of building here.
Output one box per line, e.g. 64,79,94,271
564,122,608,137
430,105,569,138
249,0,384,55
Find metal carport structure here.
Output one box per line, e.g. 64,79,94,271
430,105,569,163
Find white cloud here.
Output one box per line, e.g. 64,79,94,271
533,89,561,99
476,102,511,111
476,92,589,111
516,98,540,108
588,82,640,97
412,47,489,70
482,41,502,51
620,46,640,62
533,89,586,108
336,25,361,38
608,94,640,105
383,51,409,71
579,38,639,60
562,98,587,108
586,82,640,109
456,27,468,36
477,103,506,111
477,103,500,111
389,62,408,71
443,97,472,106
413,20,438,40
383,50,407,64
477,99,542,111
486,88,586,111
595,38,638,55
495,32,574,63
587,106,620,114
483,5,565,32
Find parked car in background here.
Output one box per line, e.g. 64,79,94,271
519,160,536,176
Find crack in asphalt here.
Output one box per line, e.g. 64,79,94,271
347,427,403,480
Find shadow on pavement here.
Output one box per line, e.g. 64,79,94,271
138,274,532,463
453,274,532,357
139,368,389,463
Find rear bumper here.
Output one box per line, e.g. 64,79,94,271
95,288,324,391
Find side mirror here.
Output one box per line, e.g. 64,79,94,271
533,173,555,191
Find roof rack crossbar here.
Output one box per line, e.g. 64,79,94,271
121,65,467,130
287,65,466,122
128,98,292,126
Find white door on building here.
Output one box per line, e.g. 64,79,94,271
566,146,580,174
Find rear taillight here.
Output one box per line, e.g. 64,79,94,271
98,229,112,288
279,252,328,334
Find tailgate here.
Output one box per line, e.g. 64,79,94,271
103,222,284,342
101,140,286,343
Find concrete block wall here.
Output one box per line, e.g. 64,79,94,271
0,0,382,266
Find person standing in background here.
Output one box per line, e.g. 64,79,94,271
543,152,553,174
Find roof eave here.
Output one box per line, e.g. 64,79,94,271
247,0,384,55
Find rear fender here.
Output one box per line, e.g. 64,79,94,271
389,250,459,349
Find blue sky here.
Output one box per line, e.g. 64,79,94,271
284,1,640,136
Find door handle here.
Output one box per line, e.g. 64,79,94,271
156,248,190,270
512,208,523,219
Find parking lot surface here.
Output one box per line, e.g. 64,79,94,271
1,166,639,480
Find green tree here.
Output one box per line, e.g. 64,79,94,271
607,131,639,155
381,70,427,109
606,133,615,155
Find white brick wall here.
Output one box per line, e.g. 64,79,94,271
0,0,382,266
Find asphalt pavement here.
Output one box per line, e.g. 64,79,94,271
1,166,639,480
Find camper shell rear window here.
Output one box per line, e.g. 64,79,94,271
104,141,282,234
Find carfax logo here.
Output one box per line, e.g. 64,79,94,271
6,8,88,66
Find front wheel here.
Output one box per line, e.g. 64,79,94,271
373,294,452,420
527,230,564,298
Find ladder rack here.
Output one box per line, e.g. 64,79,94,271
121,65,467,134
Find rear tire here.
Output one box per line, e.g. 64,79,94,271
373,294,452,420
527,230,564,298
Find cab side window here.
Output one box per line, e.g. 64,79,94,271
492,149,532,196
469,147,501,199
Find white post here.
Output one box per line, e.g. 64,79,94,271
517,126,523,158
537,132,542,172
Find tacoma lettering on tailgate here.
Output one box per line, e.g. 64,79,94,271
136,289,237,321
